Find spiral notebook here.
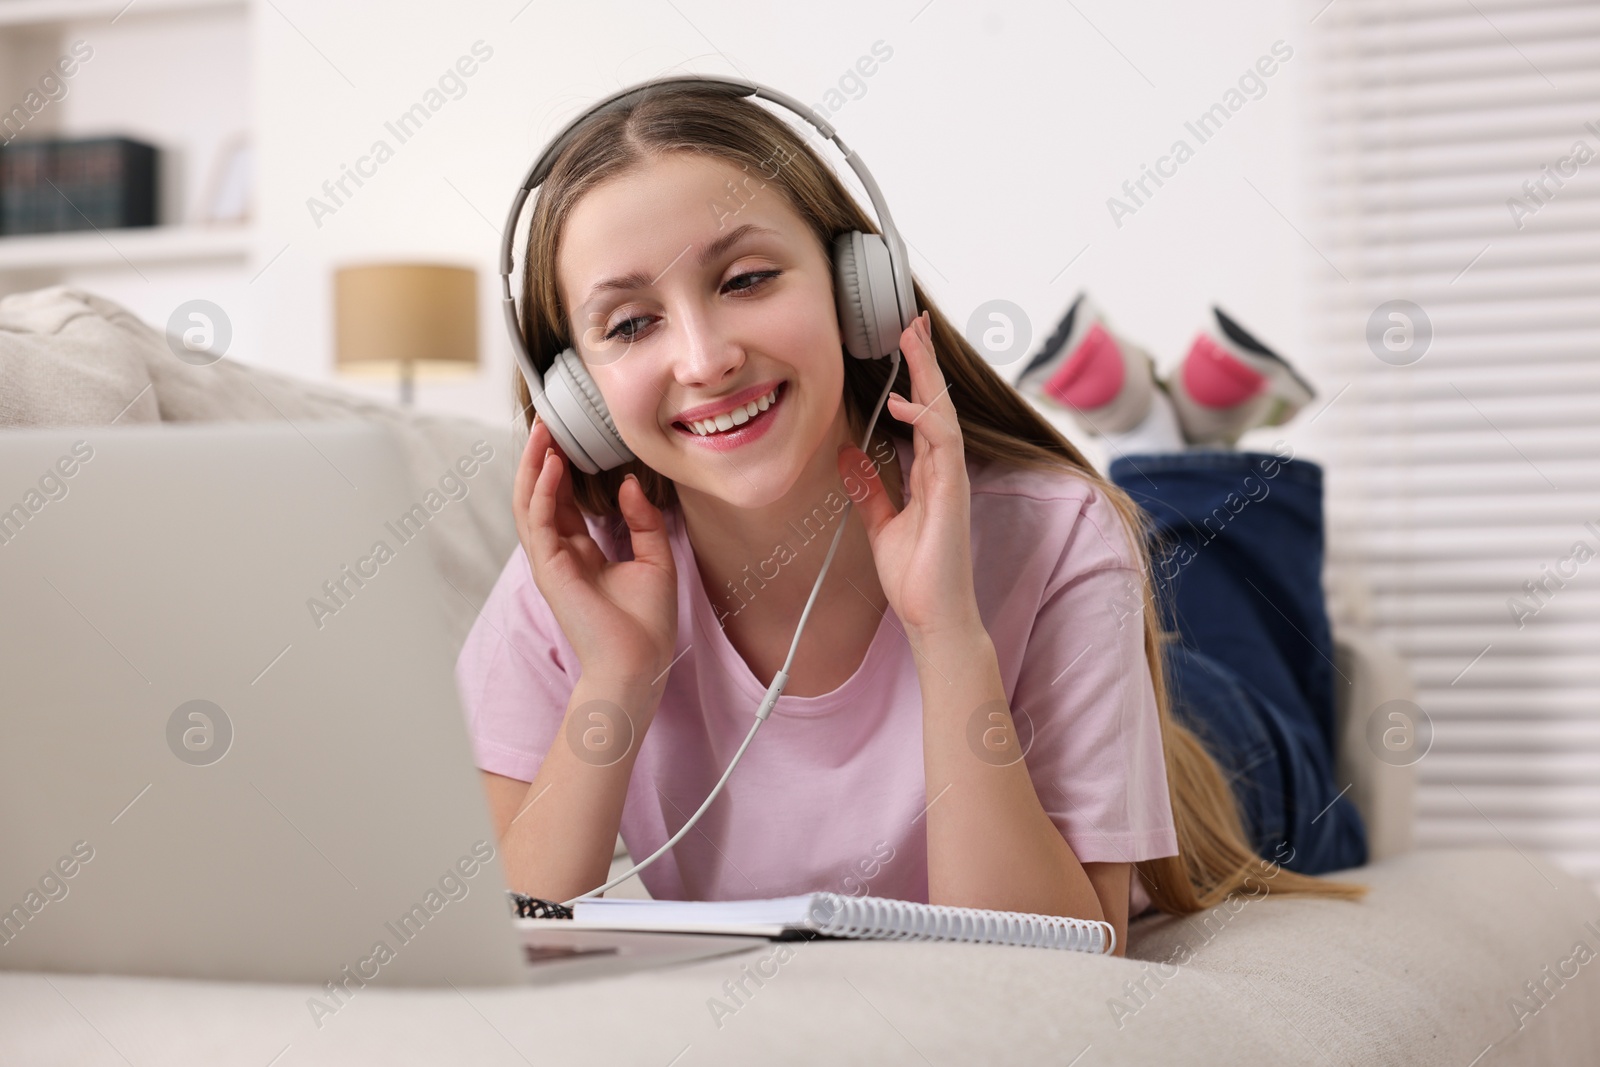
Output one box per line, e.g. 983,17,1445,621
509,891,1116,956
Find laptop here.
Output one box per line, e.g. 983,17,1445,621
0,421,761,987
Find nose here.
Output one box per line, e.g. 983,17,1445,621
672,300,744,390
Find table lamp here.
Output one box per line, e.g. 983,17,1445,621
334,263,479,406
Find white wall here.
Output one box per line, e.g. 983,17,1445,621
241,0,1317,457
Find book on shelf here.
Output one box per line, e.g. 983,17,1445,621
0,136,157,237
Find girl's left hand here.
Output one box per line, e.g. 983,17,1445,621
837,310,983,642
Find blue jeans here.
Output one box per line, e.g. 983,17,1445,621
1109,450,1368,876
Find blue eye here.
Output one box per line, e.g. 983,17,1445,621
602,271,781,343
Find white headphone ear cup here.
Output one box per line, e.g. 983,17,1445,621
832,230,905,360
537,348,635,474
832,230,874,360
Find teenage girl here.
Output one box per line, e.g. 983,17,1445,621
457,83,1367,958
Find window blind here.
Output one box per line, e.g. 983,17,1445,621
1307,0,1600,893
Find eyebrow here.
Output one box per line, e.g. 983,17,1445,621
580,223,782,307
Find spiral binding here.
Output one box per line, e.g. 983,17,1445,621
806,893,1114,955
505,888,1114,954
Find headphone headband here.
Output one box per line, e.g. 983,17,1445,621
498,73,914,387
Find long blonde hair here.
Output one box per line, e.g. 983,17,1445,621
512,82,1366,914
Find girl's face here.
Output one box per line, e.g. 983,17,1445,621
556,151,853,511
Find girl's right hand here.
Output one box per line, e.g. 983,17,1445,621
514,415,679,684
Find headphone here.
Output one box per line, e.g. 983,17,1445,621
498,73,918,474
498,74,917,906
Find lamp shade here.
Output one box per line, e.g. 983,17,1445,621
334,263,479,380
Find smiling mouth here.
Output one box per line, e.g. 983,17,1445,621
672,381,787,437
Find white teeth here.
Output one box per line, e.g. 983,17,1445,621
684,385,781,436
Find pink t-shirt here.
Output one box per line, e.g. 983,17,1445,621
455,434,1179,918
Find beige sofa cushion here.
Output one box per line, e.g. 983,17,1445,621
0,286,161,427
0,848,1594,1064
0,286,519,658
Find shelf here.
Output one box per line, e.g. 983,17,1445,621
0,224,253,272
0,0,245,28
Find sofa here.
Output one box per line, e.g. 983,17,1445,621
3,286,1597,1065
